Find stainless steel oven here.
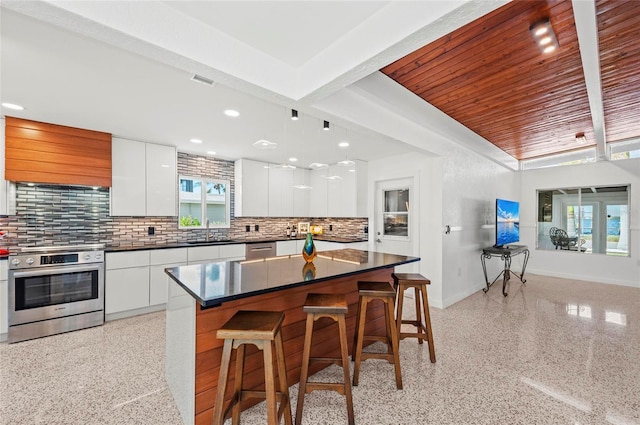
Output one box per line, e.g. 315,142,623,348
8,244,105,343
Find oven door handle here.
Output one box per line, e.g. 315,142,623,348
10,264,103,278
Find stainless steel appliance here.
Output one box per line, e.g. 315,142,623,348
8,244,105,343
245,242,277,260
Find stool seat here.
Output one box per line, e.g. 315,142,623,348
302,293,348,315
392,273,436,363
213,310,292,425
296,293,354,425
217,310,285,340
352,281,402,389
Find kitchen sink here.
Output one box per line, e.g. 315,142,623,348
186,240,232,245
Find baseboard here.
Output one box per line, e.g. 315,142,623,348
105,303,166,322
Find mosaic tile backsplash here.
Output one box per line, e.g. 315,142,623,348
0,153,367,252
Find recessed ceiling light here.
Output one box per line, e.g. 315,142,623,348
190,138,203,144
224,109,239,117
337,160,355,166
293,184,312,189
207,151,216,155
543,45,556,54
253,139,278,149
2,102,24,110
289,157,298,162
338,142,349,148
348,169,356,173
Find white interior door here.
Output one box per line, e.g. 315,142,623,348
375,178,419,273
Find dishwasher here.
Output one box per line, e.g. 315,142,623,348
245,242,277,260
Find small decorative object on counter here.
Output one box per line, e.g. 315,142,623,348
302,262,316,281
286,223,291,238
302,232,317,263
291,225,297,238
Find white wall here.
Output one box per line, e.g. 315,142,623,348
440,143,519,307
520,159,640,288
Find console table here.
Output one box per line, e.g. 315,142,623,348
480,245,529,296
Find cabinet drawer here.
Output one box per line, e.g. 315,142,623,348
220,244,245,259
106,251,150,270
187,246,220,263
150,248,188,265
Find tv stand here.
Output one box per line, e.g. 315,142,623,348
480,245,529,296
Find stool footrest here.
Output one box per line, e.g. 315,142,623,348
400,332,428,340
309,357,344,367
305,382,347,395
363,335,389,343
360,352,394,361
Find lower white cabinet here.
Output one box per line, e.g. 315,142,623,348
150,248,188,306
105,244,245,318
276,240,298,256
1,261,8,338
105,266,150,314
105,251,151,315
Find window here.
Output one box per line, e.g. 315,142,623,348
537,185,629,256
383,188,409,237
179,176,230,228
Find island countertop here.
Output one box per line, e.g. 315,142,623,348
165,248,419,308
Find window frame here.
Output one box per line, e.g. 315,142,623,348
178,175,230,229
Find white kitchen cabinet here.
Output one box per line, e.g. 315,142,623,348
235,159,269,217
293,168,310,217
149,248,187,306
0,260,8,339
187,244,246,264
146,143,177,216
111,137,176,216
268,166,295,217
308,161,368,218
0,119,16,215
105,251,151,314
276,240,297,256
309,168,328,217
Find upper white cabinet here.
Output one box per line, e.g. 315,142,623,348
268,166,294,217
308,160,367,217
235,159,269,217
235,158,365,218
111,137,176,216
293,168,310,217
146,143,177,216
309,168,328,217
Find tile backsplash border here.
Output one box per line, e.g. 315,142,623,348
0,153,368,251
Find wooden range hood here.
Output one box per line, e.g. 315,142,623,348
5,117,112,187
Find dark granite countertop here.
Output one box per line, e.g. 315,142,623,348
104,236,367,253
165,248,418,308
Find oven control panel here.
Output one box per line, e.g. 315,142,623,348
9,250,104,269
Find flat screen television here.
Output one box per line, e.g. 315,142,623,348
495,198,520,248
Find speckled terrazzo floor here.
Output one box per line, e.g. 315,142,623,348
1,273,639,425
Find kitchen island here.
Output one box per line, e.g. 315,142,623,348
165,248,418,425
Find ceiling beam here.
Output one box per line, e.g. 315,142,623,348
572,0,607,161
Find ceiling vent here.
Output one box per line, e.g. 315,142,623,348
190,74,215,86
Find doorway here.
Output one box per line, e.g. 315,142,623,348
374,177,419,272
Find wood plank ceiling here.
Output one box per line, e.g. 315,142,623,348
381,0,640,161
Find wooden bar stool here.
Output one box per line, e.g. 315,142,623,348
352,281,402,389
295,293,354,425
392,273,436,363
212,310,292,425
